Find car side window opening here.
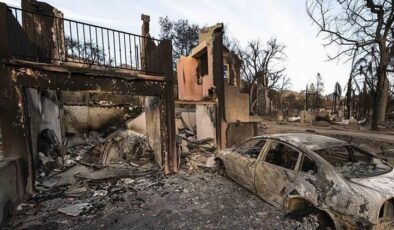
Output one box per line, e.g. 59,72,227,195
317,146,349,166
351,147,372,163
301,155,318,174
265,141,300,170
236,139,266,159
316,145,392,178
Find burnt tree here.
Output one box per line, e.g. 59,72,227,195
307,0,394,130
237,39,287,115
159,16,199,63
333,82,342,114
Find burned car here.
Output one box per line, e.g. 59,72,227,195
215,133,394,229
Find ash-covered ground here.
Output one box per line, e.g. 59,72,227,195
5,126,390,230
3,167,319,230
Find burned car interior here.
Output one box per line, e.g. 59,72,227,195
237,136,392,179
300,155,318,174
316,145,392,179
265,141,300,170
236,138,317,174
236,139,266,159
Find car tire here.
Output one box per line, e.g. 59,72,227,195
288,204,335,230
316,211,335,230
301,209,335,230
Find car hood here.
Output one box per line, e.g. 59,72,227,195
350,169,394,198
217,148,235,157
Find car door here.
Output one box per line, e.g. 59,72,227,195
254,140,302,207
225,138,267,192
292,154,320,205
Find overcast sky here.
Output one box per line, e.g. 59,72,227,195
2,0,352,94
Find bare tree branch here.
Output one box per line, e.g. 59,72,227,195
307,0,393,129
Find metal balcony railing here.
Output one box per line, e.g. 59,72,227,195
8,7,161,74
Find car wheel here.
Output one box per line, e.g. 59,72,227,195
288,204,335,230
301,210,335,230
316,211,335,230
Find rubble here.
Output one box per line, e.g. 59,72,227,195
185,150,216,170
175,112,218,171
93,190,108,197
4,168,321,230
177,123,217,171
0,0,392,228
66,131,105,163
37,129,66,176
39,164,94,189
33,124,156,188
39,161,157,191
15,203,33,211
74,164,157,181
288,116,300,122
58,203,93,217
64,180,90,197
23,119,393,230
98,130,153,166
20,120,159,229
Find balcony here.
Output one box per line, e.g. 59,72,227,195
3,6,164,75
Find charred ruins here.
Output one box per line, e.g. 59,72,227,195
0,0,394,229
0,0,177,224
0,0,261,227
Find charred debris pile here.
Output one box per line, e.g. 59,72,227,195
24,122,157,211
176,113,217,171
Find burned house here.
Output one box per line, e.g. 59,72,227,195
0,0,177,224
175,24,261,151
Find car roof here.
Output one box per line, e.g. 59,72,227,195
255,133,347,151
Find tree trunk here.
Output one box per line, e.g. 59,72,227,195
371,93,379,130
377,76,389,123
371,63,388,130
280,93,283,113
249,83,256,114
373,42,391,126
346,77,352,119
351,90,357,119
305,88,309,111
258,86,268,115
333,95,337,113
257,74,269,115
264,87,269,114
